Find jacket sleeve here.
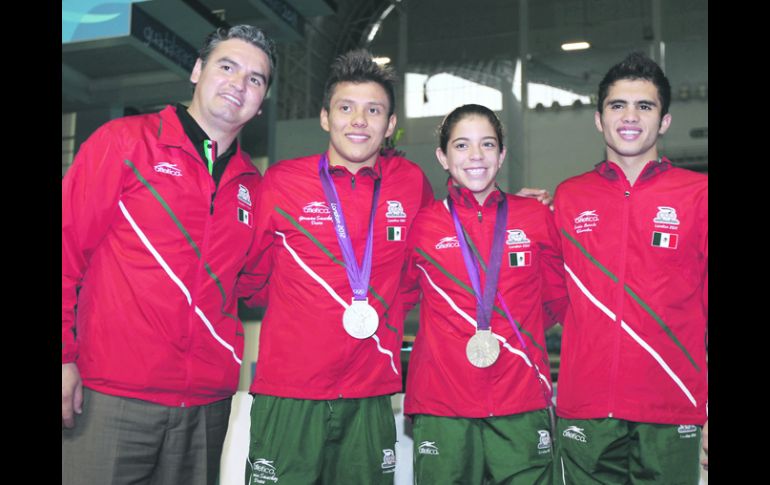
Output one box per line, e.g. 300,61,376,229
236,168,277,308
62,123,128,363
399,172,434,314
400,211,427,315
702,230,708,346
539,204,568,329
700,182,708,345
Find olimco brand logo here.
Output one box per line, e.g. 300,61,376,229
574,210,599,234
677,425,698,439
435,236,460,250
303,201,330,214
250,458,278,484
574,210,599,224
153,162,182,177
562,426,588,443
299,201,332,226
418,441,440,455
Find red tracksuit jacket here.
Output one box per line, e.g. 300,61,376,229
239,154,434,399
402,184,567,418
62,105,261,407
553,158,708,425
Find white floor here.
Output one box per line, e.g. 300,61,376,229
219,392,252,485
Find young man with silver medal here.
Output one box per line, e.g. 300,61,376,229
239,50,433,485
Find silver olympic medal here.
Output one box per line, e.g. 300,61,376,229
343,299,379,339
466,329,500,368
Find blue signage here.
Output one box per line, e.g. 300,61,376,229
62,0,148,43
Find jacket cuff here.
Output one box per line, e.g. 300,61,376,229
62,347,78,364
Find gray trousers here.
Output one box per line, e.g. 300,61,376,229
62,388,232,485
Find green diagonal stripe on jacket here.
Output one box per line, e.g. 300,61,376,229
124,159,237,321
275,206,398,335
561,228,699,371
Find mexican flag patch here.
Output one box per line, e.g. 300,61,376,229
387,226,404,241
238,207,252,227
509,251,531,267
651,231,678,249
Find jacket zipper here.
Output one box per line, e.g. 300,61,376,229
469,203,495,416
182,140,223,407
607,183,632,417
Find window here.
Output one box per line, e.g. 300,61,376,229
405,73,502,118
526,83,590,109
62,112,77,177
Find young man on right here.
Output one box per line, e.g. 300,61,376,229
552,52,708,484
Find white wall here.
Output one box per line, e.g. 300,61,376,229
527,107,603,192
273,117,328,161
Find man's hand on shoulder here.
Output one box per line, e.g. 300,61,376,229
515,187,553,210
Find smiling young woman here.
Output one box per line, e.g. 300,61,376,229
401,104,568,485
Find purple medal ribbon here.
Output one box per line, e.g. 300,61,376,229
496,293,554,408
449,193,554,409
447,195,507,331
318,154,381,301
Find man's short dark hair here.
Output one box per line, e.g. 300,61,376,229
597,52,671,116
322,49,397,117
198,25,277,89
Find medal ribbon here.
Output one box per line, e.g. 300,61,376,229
459,221,554,409
447,195,507,331
496,295,554,408
318,154,381,301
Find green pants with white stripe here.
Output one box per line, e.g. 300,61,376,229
555,417,701,485
413,409,554,485
245,394,397,485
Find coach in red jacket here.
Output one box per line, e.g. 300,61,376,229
552,52,708,484
62,26,275,485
